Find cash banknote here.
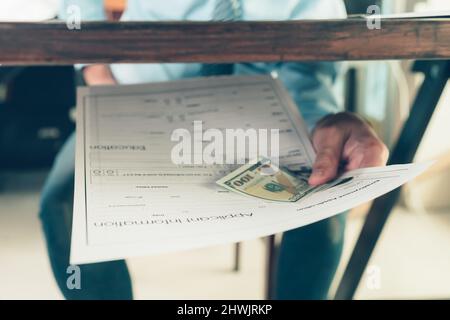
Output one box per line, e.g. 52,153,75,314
216,157,352,202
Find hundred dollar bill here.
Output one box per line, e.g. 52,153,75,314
216,157,352,203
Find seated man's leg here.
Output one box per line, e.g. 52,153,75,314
39,133,133,300
274,214,346,300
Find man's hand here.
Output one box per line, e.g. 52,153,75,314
308,112,389,186
82,64,117,86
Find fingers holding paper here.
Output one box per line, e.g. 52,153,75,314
309,112,389,186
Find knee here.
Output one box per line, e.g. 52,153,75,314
39,175,73,223
321,214,346,246
284,213,347,249
39,187,62,223
39,133,76,222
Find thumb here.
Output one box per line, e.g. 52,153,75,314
309,127,345,186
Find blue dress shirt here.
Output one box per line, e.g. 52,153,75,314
60,0,347,129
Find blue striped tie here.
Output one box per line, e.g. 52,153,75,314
200,0,243,76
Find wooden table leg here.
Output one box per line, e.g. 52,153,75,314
264,235,276,299
233,242,241,272
334,60,450,300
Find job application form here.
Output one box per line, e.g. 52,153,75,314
71,76,429,264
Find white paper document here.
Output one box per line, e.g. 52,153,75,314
71,75,430,264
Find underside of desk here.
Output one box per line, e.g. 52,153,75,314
0,19,449,64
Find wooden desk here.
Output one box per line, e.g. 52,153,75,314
1,18,449,300
0,19,449,64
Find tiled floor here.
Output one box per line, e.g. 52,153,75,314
0,171,449,300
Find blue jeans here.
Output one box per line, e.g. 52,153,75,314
39,133,346,300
